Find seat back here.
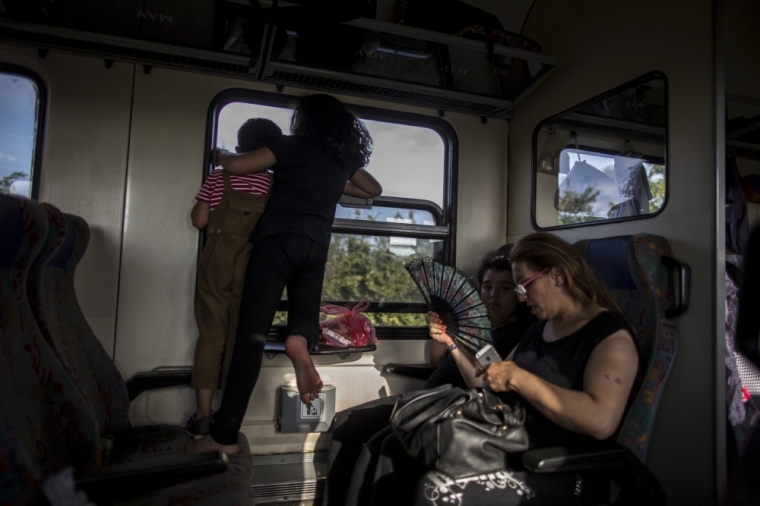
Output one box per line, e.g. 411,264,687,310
575,234,680,463
0,195,101,502
27,203,130,435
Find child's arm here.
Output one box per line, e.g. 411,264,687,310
345,168,382,198
191,201,210,230
216,147,277,175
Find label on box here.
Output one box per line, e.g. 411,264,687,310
300,397,323,419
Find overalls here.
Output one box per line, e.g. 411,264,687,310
192,171,270,391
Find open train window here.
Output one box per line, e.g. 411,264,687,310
532,71,668,229
206,90,457,332
0,64,45,200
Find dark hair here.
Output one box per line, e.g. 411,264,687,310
290,94,372,170
476,254,512,285
509,232,623,316
237,118,283,153
476,249,534,321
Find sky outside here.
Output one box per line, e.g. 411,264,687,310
217,101,445,206
0,72,38,195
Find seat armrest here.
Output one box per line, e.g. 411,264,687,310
385,363,437,380
524,444,666,504
522,443,629,473
76,451,227,501
126,369,193,401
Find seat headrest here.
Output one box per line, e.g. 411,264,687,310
48,212,76,269
576,235,637,291
0,195,23,268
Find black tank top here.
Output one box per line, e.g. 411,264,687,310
512,311,639,448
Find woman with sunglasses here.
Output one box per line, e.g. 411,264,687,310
425,254,536,389
410,232,640,505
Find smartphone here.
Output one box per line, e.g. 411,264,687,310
475,344,502,367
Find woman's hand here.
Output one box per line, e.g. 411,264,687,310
214,148,234,170
426,311,454,347
476,361,522,392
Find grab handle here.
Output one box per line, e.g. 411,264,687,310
661,256,691,319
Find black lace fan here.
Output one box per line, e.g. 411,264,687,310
405,257,491,355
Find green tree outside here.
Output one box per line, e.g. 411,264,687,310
557,187,603,225
272,232,430,327
648,164,665,213
0,171,28,194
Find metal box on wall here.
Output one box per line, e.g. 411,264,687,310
278,385,335,433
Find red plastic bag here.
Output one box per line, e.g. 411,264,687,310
319,300,377,348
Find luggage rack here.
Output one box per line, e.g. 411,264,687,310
0,14,557,118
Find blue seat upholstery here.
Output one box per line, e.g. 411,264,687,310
575,234,685,463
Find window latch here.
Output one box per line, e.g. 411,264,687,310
339,195,373,209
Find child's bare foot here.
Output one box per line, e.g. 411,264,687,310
186,434,240,455
285,335,323,405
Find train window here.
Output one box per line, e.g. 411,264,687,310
532,71,667,229
0,65,45,200
210,91,456,328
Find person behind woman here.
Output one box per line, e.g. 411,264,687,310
425,254,536,390
190,94,382,455
369,232,640,506
325,253,535,506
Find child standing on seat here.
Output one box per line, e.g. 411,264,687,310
187,118,282,438
189,94,382,455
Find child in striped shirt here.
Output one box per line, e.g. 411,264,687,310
187,118,282,438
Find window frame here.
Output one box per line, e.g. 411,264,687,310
203,88,459,338
530,70,669,231
0,63,46,201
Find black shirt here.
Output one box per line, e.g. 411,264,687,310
253,135,358,248
424,314,537,390
512,311,639,448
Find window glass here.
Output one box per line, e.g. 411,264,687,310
554,148,665,225
335,206,437,226
217,102,445,206
0,70,42,198
215,99,450,327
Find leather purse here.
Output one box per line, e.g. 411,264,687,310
390,385,529,479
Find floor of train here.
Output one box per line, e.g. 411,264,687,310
252,452,326,505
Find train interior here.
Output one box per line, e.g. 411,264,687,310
1,0,760,504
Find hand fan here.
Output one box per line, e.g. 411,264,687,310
405,257,491,355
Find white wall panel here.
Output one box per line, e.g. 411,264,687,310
0,45,134,359
507,1,716,503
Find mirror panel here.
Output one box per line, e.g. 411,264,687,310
533,72,667,229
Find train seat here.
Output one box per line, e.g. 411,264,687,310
0,194,254,505
413,234,689,505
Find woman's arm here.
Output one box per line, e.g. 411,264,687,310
216,147,277,175
427,312,486,388
191,200,210,230
346,168,382,197
478,330,638,440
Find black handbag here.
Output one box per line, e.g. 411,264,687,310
390,385,529,479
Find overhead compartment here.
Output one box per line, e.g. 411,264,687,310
0,11,556,118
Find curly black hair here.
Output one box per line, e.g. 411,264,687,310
290,94,373,170
237,118,282,153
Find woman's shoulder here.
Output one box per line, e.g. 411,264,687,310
586,311,637,349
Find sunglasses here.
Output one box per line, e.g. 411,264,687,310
514,268,549,296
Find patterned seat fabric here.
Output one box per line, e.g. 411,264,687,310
0,195,101,504
576,234,677,462
27,203,130,437
2,196,253,505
